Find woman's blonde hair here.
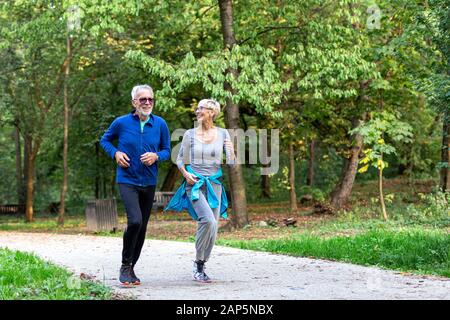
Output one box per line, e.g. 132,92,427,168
198,99,221,120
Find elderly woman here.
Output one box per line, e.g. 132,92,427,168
166,99,235,283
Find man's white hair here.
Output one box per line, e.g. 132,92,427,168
198,99,221,120
131,84,153,100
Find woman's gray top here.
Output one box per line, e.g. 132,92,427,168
176,127,235,176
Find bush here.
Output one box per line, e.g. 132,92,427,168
299,186,326,203
405,190,450,222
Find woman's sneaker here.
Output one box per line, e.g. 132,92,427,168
193,271,211,283
192,260,212,283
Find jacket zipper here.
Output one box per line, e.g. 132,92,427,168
140,122,144,186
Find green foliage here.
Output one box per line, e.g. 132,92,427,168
126,44,288,113
0,0,446,217
299,186,327,203
352,111,413,172
418,0,450,116
405,190,450,223
0,126,17,203
0,248,113,299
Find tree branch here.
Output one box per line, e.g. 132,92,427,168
238,25,301,45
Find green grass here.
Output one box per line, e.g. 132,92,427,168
0,248,113,300
217,229,450,277
306,214,450,237
0,214,86,232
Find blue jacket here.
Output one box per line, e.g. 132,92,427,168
164,166,228,221
100,111,171,186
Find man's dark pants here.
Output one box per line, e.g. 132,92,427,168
118,183,156,266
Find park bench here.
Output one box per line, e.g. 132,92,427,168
153,191,175,210
0,204,25,215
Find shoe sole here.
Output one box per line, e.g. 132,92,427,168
193,278,212,283
119,280,141,285
120,281,131,286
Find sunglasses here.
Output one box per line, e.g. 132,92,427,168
195,105,214,111
135,97,154,104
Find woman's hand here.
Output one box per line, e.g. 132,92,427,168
224,139,234,153
184,172,198,185
224,139,236,163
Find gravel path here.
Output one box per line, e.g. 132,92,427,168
0,231,448,300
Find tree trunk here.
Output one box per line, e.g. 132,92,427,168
261,174,271,198
23,133,30,205
110,169,116,197
24,135,39,222
307,139,315,186
379,156,388,221
25,157,35,222
330,116,364,209
161,164,182,191
95,142,100,199
218,0,249,228
261,131,271,198
440,110,450,192
289,141,298,211
58,36,72,226
102,171,107,198
13,122,25,205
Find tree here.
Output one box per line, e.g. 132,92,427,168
59,5,76,226
217,0,249,227
327,0,442,209
0,2,72,221
306,139,316,187
0,0,141,221
126,1,287,228
272,1,377,210
351,111,413,220
425,0,450,191
0,0,445,222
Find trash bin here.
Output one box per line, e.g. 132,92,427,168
85,198,118,232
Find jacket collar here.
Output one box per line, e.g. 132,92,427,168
131,110,154,126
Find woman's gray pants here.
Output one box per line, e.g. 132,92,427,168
186,183,222,262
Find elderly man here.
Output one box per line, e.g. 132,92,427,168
100,84,170,285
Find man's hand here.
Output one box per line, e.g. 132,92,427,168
115,151,130,168
140,152,158,166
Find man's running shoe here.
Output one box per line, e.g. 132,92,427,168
119,263,133,285
130,266,141,285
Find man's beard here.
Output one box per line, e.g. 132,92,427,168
139,108,152,117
